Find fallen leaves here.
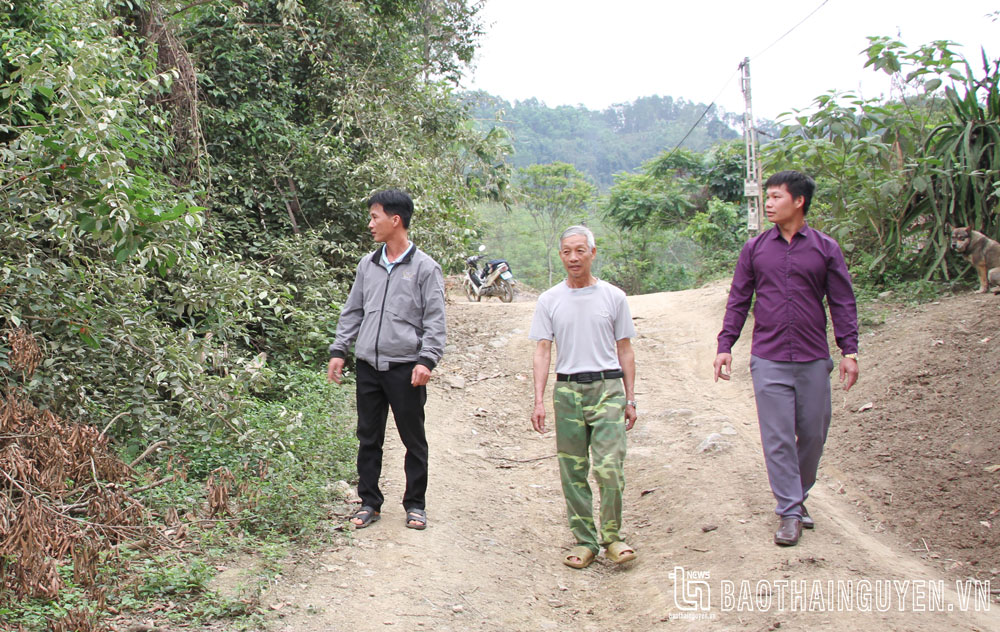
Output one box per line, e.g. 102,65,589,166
0,384,143,608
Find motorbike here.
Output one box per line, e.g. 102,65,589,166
462,245,514,303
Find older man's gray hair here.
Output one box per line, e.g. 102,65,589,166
560,225,595,249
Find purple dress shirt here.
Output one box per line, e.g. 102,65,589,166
717,224,858,362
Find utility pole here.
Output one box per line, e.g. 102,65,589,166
740,57,763,235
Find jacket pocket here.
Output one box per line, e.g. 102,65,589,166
355,310,382,360
379,304,422,358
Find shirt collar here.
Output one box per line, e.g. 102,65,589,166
768,222,811,240
381,242,413,267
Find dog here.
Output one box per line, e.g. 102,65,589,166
949,225,1000,293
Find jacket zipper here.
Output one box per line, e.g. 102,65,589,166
373,263,392,369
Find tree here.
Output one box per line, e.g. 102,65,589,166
516,163,597,285
181,0,497,268
0,0,502,448
604,145,744,230
462,92,741,188
764,36,1000,283
763,91,916,272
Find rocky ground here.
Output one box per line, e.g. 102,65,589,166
243,281,1000,631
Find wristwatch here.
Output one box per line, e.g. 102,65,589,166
843,353,858,361
626,400,637,409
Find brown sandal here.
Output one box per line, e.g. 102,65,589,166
563,545,596,569
605,541,636,564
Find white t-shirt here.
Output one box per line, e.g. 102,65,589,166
529,279,636,375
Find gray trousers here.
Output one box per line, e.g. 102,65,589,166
749,355,834,519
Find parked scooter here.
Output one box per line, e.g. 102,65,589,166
462,245,514,303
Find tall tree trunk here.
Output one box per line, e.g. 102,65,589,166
273,177,300,234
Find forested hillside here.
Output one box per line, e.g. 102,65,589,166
462,91,741,188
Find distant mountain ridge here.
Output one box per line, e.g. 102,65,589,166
461,91,742,188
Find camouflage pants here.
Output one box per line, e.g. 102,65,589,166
554,379,627,554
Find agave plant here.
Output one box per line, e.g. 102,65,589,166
877,40,1000,279
771,37,1000,282
910,51,1000,278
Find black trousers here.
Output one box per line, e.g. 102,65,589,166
355,359,428,512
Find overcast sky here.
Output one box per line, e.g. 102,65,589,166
464,0,999,121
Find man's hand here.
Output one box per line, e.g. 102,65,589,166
839,357,859,391
624,403,637,431
327,357,345,384
531,340,552,434
713,352,733,382
411,363,432,387
531,402,547,433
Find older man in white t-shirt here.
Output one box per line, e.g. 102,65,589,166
530,225,638,569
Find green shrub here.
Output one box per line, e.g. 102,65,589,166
159,368,356,535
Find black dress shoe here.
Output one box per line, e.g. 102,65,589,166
774,516,802,546
801,506,814,530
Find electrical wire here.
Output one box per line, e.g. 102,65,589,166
657,0,831,162
665,68,741,159
750,0,830,62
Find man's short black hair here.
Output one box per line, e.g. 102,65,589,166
367,189,414,228
764,170,815,215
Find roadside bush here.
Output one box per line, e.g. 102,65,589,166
682,199,747,281
168,368,357,534
599,227,698,294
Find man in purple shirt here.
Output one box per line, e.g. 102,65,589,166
713,170,859,547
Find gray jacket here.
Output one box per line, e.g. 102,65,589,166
329,245,446,371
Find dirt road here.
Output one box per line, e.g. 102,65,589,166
264,284,998,631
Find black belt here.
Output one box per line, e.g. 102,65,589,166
556,370,624,383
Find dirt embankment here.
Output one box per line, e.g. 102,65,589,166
254,283,999,632
829,292,1000,579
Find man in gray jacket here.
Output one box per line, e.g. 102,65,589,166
327,189,446,531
